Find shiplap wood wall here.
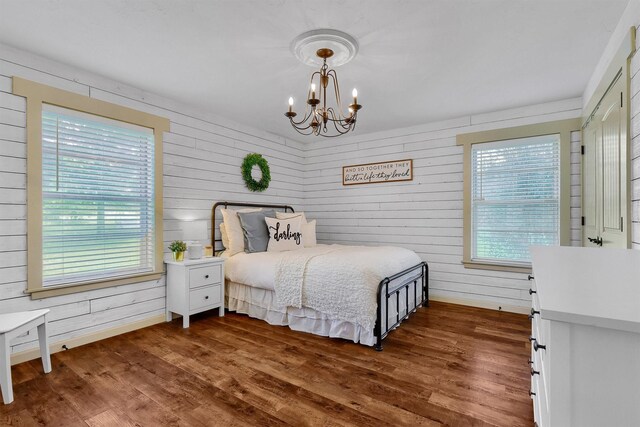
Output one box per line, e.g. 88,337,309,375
302,100,583,311
2,32,632,353
0,42,304,355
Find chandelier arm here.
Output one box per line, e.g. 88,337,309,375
329,120,348,134
289,120,316,135
318,124,350,137
334,120,353,134
325,108,348,128
327,69,347,119
289,109,314,126
325,108,354,131
325,109,352,134
289,118,315,132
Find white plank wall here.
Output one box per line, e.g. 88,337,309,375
0,43,304,355
0,38,603,353
302,100,583,311
631,24,640,249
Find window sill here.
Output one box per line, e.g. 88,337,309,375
26,271,163,299
462,260,532,274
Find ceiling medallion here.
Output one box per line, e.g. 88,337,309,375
285,29,362,137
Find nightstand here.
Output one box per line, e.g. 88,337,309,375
165,257,225,328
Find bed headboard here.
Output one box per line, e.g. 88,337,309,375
211,201,295,251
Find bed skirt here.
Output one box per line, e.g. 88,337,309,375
226,280,381,346
225,280,414,347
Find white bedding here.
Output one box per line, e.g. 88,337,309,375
224,244,337,291
224,244,422,331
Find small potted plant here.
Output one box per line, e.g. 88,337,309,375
169,240,187,262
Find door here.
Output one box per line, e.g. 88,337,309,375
582,74,628,248
582,121,598,246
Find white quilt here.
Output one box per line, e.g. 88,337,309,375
224,244,342,291
274,244,422,330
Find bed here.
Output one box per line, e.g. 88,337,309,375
211,201,429,351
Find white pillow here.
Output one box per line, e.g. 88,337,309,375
265,216,303,252
276,212,316,247
276,211,307,223
220,208,261,256
302,220,317,247
220,222,229,249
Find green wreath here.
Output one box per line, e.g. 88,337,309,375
241,153,271,192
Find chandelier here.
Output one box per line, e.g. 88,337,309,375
285,30,362,137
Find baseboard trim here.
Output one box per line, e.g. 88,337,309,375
430,295,529,315
10,314,165,366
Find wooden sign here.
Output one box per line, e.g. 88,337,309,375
342,159,413,186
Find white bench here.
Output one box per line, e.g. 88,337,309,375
0,309,52,404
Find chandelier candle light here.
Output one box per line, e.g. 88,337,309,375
285,30,362,137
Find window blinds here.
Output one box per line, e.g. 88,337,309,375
41,104,156,287
471,135,560,264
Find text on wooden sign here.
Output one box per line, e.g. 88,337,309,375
342,159,413,185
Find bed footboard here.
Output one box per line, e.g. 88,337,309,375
374,261,428,351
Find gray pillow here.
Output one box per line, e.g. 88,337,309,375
237,209,276,253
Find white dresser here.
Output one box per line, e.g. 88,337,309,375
530,246,640,427
165,257,225,328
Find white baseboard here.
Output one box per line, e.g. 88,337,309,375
10,314,165,366
429,295,530,315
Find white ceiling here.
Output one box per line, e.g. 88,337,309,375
0,0,629,141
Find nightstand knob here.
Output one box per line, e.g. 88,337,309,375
205,275,209,279
205,295,209,300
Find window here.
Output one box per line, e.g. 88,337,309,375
42,105,156,287
471,135,560,264
14,77,169,298
457,119,580,272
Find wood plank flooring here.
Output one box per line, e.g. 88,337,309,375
0,302,533,426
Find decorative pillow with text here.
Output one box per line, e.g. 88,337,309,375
265,216,303,252
275,212,316,247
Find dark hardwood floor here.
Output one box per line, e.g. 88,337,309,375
0,302,533,426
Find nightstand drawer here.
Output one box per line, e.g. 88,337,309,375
190,285,222,312
189,264,221,288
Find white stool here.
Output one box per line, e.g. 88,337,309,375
0,309,52,404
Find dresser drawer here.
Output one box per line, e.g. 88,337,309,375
531,311,549,361
190,285,222,312
532,290,540,313
532,371,549,427
189,264,222,289
528,274,538,293
531,326,548,366
531,348,549,427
